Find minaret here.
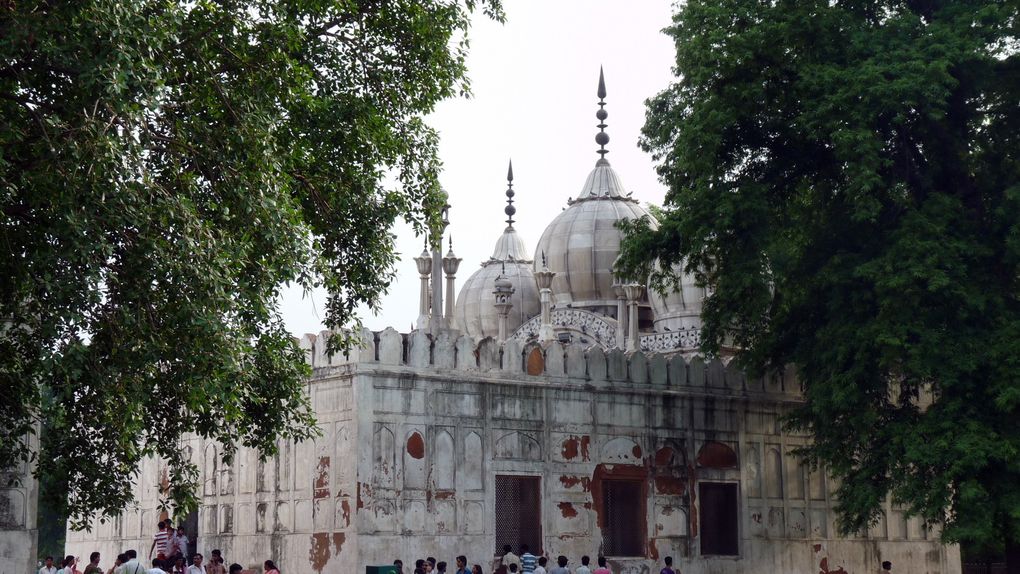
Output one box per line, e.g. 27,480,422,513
535,251,556,342
595,66,610,166
613,280,627,349
442,236,461,321
624,283,644,352
414,240,432,330
493,262,515,344
429,202,450,335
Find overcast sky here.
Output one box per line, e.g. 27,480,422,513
279,1,678,336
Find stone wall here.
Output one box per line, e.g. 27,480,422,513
1,433,38,574
65,328,961,574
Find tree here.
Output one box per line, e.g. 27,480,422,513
618,0,1020,569
0,0,502,528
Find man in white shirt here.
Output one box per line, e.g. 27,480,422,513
120,550,146,574
39,556,58,574
575,556,592,574
185,554,206,574
173,527,190,558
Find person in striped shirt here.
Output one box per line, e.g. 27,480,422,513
519,545,536,574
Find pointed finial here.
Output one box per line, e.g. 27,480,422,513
595,66,610,164
542,250,548,268
449,235,453,250
504,158,517,227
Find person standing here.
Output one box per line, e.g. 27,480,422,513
39,556,58,574
205,552,225,574
533,557,547,574
149,521,170,560
575,556,591,574
501,545,520,573
659,556,676,574
263,560,280,574
881,561,893,573
185,554,205,574
120,551,145,574
173,527,190,559
106,554,126,574
454,556,470,574
548,556,570,574
83,553,102,574
591,557,611,574
520,546,536,574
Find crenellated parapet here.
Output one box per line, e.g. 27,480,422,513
298,327,801,398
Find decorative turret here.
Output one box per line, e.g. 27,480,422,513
492,262,515,343
534,251,556,342
414,240,432,330
442,236,462,321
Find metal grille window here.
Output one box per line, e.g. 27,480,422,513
494,475,542,555
600,480,645,556
699,482,739,556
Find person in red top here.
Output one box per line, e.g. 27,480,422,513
263,560,281,574
592,556,611,574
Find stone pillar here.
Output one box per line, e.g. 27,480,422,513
534,255,556,342
613,281,627,349
493,274,515,343
414,247,432,330
429,203,451,335
624,283,644,352
442,239,461,322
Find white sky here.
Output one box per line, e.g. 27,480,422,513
279,1,678,336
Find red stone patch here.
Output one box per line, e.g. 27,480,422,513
558,502,578,518
696,441,738,469
407,432,425,459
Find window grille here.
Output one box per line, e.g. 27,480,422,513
494,475,542,555
600,480,645,556
699,482,739,556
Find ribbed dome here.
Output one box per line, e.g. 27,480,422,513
453,227,540,341
648,261,708,332
534,161,657,309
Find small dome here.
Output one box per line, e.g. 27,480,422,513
453,228,540,341
491,226,530,262
647,261,708,332
534,162,657,309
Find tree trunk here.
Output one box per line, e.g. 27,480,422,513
1007,538,1020,574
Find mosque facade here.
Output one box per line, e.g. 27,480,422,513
64,74,961,574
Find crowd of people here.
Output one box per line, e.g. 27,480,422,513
394,545,681,574
38,520,282,574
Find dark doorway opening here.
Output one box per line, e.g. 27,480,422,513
600,479,645,557
699,482,739,556
494,475,542,555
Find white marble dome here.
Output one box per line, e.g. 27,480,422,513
647,261,708,332
453,226,540,341
533,160,657,310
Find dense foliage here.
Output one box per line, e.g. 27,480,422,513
619,0,1019,561
1,0,502,528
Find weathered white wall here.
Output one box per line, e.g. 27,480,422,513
67,328,961,574
1,433,38,574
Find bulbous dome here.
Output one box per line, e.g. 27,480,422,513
647,261,708,332
534,161,657,309
453,227,540,341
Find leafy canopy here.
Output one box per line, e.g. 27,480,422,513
619,0,1019,550
1,0,502,527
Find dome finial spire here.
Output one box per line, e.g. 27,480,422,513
596,66,610,165
504,158,517,228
